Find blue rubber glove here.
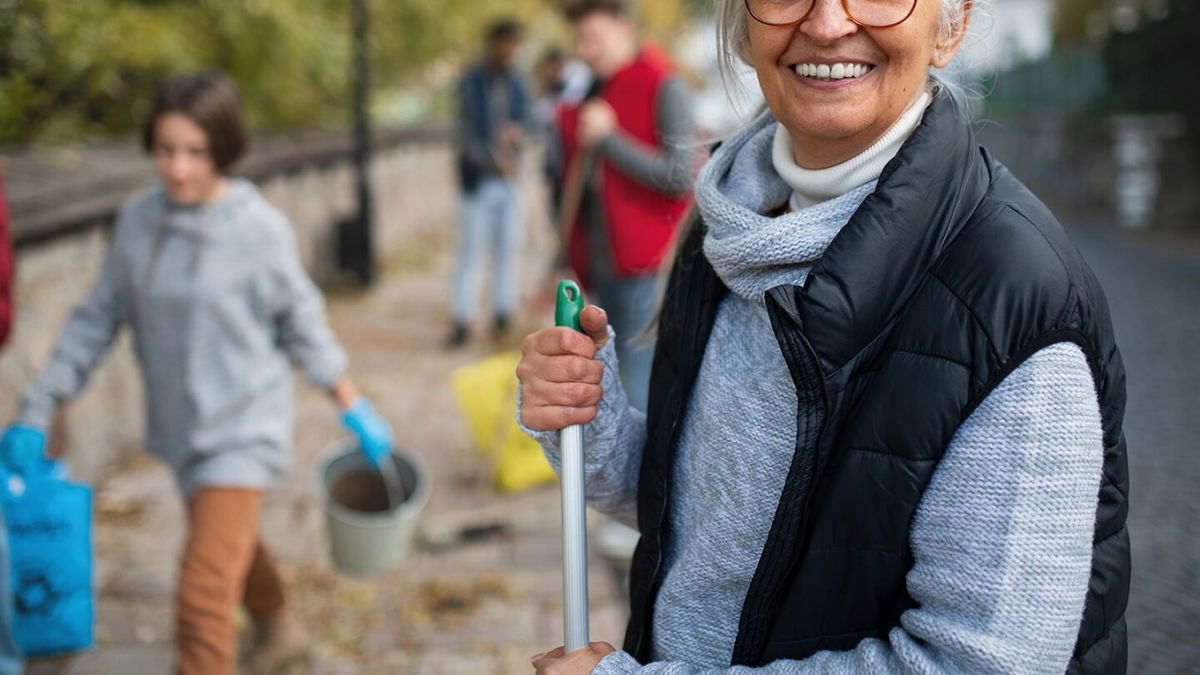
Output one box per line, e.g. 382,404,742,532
0,425,47,474
340,398,393,468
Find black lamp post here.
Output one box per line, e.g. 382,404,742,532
339,0,376,285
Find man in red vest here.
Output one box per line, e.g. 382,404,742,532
558,0,695,412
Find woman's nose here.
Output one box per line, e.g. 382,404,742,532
168,155,196,178
798,0,859,44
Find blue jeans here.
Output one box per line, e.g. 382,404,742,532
452,177,521,324
594,275,658,413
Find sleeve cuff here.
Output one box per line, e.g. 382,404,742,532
592,329,627,426
17,391,55,431
305,348,348,392
593,650,642,674
517,383,565,471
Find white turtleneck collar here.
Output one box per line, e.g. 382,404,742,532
772,91,932,211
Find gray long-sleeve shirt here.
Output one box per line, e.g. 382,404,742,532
19,179,346,495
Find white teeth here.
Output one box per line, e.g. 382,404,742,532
792,62,872,80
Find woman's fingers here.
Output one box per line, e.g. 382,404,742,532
521,405,599,431
531,642,615,673
522,379,603,409
517,357,604,429
523,327,598,360
531,646,566,666
580,305,609,348
518,354,603,385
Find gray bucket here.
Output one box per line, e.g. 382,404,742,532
316,439,430,578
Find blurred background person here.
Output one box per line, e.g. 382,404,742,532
448,19,530,349
557,0,696,413
0,72,394,675
0,166,12,351
533,47,593,219
0,164,21,675
534,48,571,217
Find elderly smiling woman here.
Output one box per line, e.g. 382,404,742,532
518,0,1129,673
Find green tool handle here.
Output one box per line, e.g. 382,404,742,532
555,280,584,331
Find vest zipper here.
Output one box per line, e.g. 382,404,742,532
731,288,831,665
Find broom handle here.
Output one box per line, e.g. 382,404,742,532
555,280,590,652
557,151,591,266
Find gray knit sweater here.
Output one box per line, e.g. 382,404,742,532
522,110,1104,673
20,180,347,495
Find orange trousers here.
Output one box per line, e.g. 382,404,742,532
176,488,286,675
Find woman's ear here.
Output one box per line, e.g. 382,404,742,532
931,0,972,68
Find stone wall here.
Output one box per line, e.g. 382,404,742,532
0,130,458,482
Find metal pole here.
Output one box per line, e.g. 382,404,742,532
561,423,589,651
349,0,375,285
555,281,590,652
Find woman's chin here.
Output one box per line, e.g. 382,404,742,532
784,116,872,145
166,189,204,206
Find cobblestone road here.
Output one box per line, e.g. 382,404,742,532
1071,226,1200,674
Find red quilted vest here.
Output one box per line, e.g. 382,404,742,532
558,46,692,281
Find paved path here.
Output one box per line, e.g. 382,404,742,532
1070,226,1200,674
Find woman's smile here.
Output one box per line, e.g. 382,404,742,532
786,57,877,90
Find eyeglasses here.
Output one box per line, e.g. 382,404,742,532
744,0,919,29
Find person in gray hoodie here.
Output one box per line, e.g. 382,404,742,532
0,72,393,675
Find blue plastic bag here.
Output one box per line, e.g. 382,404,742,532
0,459,93,657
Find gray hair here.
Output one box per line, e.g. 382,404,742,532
715,0,976,100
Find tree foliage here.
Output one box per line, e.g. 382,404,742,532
0,0,701,147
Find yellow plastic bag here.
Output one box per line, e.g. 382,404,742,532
451,351,557,493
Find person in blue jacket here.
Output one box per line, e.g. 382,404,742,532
0,72,393,675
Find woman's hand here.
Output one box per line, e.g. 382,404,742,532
578,101,617,148
0,425,47,474
340,397,394,468
518,305,609,431
531,642,616,674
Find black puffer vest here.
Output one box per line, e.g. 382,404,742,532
623,95,1129,673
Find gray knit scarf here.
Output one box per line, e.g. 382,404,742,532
695,110,876,302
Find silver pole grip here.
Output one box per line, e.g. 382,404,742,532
560,423,589,652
